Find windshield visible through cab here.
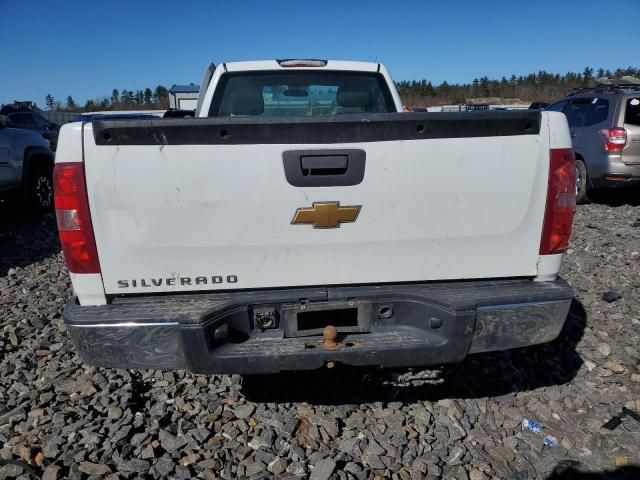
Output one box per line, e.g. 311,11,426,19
209,71,395,117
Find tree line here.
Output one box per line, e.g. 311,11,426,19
37,65,640,112
44,85,170,112
397,66,639,107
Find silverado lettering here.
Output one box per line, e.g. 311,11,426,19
117,275,239,288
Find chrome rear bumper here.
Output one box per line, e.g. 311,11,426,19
64,278,573,374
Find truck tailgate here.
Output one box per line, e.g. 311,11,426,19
84,112,550,295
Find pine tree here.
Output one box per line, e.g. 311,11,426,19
45,94,55,111
66,96,77,111
154,85,168,100
144,88,153,105
153,86,169,108
111,89,120,106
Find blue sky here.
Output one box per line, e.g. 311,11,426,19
1,0,638,107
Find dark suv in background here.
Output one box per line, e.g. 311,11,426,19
547,80,640,202
0,105,59,151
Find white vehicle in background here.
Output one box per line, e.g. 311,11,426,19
53,59,576,374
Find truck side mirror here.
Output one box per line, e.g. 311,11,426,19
0,115,7,129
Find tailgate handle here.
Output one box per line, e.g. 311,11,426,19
301,155,348,176
283,149,365,187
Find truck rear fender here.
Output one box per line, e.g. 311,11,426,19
55,122,107,306
536,112,575,282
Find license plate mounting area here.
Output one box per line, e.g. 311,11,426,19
280,300,371,338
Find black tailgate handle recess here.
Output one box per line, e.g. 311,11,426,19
301,155,348,176
283,149,365,187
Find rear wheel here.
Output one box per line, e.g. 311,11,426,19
575,159,589,204
28,167,54,212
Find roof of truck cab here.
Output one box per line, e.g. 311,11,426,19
223,60,381,73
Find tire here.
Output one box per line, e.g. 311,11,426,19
28,167,54,212
575,159,589,204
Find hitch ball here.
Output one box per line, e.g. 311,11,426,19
322,325,338,349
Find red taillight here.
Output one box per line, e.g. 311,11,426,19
540,148,576,255
600,127,627,152
53,163,100,273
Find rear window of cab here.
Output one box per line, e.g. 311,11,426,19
209,71,396,117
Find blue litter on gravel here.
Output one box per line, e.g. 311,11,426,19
522,418,543,433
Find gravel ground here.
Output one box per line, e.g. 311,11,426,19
1,196,639,480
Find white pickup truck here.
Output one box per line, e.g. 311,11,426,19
55,59,576,374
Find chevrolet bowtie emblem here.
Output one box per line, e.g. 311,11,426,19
291,202,361,229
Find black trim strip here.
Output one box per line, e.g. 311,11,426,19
92,111,541,146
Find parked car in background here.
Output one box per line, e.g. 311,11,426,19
0,105,59,151
529,102,549,110
547,79,640,202
0,115,54,211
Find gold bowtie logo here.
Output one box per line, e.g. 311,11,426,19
291,202,361,229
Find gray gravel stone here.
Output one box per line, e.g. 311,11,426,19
267,457,288,475
78,462,111,475
158,430,188,453
233,404,256,419
42,464,61,480
118,458,150,473
107,407,123,420
153,456,175,476
598,343,612,357
602,290,622,303
469,469,489,480
310,457,336,480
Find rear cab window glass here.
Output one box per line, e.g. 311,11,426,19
565,98,593,127
209,71,396,117
624,97,640,126
584,98,609,126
